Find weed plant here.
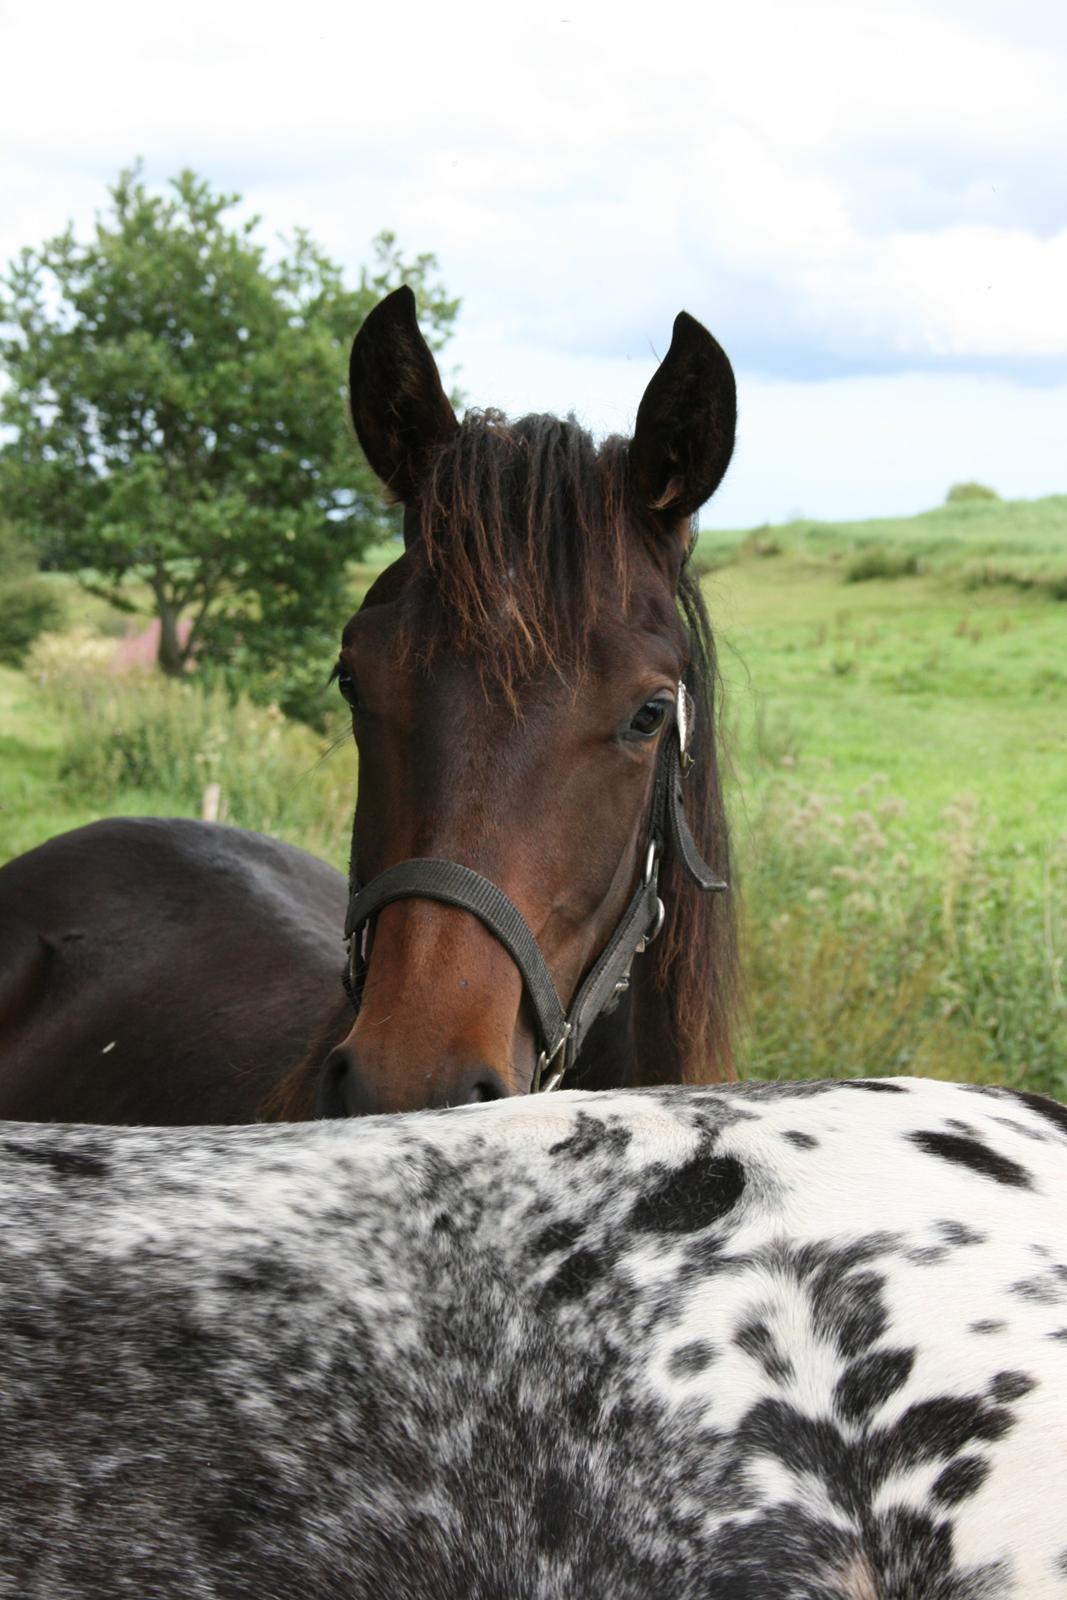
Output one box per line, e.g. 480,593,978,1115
736,772,1066,1098
845,549,921,583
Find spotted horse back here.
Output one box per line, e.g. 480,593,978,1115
0,1075,1066,1597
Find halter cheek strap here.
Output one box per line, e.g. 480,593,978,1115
342,684,727,1093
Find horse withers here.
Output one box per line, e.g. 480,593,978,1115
0,289,740,1123
2,1076,1066,1596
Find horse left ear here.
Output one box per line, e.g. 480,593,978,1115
349,285,458,504
630,312,736,533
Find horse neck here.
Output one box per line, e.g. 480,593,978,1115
629,936,737,1087
569,992,639,1090
629,957,690,1086
571,965,691,1090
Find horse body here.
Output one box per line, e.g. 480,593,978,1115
3,1076,1066,1597
0,817,346,1123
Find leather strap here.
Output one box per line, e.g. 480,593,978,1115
664,742,728,892
345,859,569,1062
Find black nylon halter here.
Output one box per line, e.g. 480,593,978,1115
342,687,726,1093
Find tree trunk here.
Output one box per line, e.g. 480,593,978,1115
155,592,185,676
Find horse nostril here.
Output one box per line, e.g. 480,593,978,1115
316,1048,352,1119
458,1069,510,1105
317,1055,512,1116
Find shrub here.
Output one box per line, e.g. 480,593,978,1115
738,527,783,560
961,559,1067,601
24,625,114,681
844,548,920,583
0,577,65,665
946,482,1000,503
198,623,346,732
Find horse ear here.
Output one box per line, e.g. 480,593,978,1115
349,285,458,503
630,312,736,533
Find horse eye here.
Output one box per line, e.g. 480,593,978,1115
628,699,669,738
336,667,358,708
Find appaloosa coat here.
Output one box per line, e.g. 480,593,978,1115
1,1077,1066,1598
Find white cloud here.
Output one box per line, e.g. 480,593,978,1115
451,335,1067,527
714,369,1067,527
1,0,1065,517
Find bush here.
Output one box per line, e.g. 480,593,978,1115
738,527,783,560
961,559,1067,601
946,482,1000,503
844,548,921,583
198,622,347,732
0,577,65,665
24,625,114,681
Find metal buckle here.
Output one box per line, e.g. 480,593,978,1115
345,924,370,984
637,841,665,953
532,1022,572,1095
640,896,666,950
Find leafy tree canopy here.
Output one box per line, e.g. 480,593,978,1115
0,165,459,695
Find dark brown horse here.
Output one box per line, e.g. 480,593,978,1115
0,287,739,1123
0,818,346,1123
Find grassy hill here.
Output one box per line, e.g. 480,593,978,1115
700,492,1067,584
700,495,1067,862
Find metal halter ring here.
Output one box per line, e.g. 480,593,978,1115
532,1023,572,1095
642,896,666,949
640,841,665,948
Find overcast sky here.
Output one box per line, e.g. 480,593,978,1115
3,0,1065,527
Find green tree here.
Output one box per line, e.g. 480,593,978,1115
0,165,458,691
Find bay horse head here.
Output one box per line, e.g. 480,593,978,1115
288,287,739,1117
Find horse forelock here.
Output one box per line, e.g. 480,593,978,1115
402,409,633,698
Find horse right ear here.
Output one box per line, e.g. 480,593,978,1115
349,286,458,504
630,311,736,534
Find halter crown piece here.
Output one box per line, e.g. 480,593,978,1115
342,680,727,1094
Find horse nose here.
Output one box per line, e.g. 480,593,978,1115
315,1045,512,1118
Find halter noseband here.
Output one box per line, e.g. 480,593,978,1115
342,682,726,1094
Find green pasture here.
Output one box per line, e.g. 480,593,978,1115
701,495,1066,1093
712,546,1066,865
1,494,1064,1095
699,491,1067,571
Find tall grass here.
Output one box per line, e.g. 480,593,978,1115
27,631,354,864
736,774,1067,1097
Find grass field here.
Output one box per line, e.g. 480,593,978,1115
708,529,1067,864
700,496,1066,1093
2,495,1065,1094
